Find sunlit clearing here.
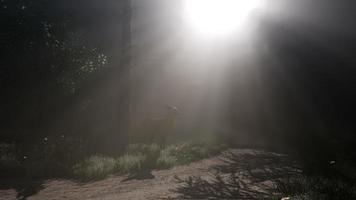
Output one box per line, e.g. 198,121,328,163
184,0,263,36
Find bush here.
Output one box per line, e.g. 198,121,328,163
127,144,160,160
21,136,88,178
275,176,356,200
156,142,227,169
158,142,227,166
0,143,20,167
0,143,22,177
115,154,147,174
157,148,178,168
72,155,116,179
72,142,227,179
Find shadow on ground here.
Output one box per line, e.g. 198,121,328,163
122,170,155,182
171,149,301,199
0,178,44,200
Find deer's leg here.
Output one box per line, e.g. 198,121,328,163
150,131,155,144
161,136,166,147
158,132,166,147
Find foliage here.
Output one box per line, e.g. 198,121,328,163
159,142,227,165
0,143,22,176
1,0,109,94
127,143,160,161
126,143,161,169
1,140,227,179
1,0,111,147
275,176,356,200
72,142,227,179
24,136,87,178
156,142,227,168
156,149,178,168
72,154,147,180
0,136,88,178
115,154,147,174
72,155,116,179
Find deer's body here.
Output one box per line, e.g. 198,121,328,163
142,106,179,146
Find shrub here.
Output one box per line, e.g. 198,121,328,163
0,143,22,177
161,142,227,165
157,148,178,168
157,142,228,168
115,154,147,174
127,143,160,160
0,143,20,167
72,155,116,179
72,142,227,179
275,176,356,200
20,136,88,178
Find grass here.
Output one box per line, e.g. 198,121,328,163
274,144,356,200
0,143,20,169
2,137,89,178
157,142,227,167
127,143,161,162
72,142,227,180
156,148,178,168
275,175,356,200
115,154,147,174
72,156,117,179
0,143,22,177
1,140,227,180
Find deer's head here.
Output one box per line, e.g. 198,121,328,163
165,105,180,118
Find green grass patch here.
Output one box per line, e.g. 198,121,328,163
127,143,161,161
157,148,178,168
275,176,356,200
158,142,227,166
115,154,147,174
72,142,227,179
72,155,116,179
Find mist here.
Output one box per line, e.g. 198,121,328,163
1,0,356,199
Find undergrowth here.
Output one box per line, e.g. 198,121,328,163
72,142,227,180
275,176,356,200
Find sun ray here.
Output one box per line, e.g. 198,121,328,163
183,0,263,36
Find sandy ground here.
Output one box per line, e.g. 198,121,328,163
0,149,300,200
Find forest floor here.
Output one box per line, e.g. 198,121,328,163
0,149,300,200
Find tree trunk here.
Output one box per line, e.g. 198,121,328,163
114,0,132,153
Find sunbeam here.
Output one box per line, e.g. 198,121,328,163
183,0,264,36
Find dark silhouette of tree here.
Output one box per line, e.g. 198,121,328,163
113,0,132,153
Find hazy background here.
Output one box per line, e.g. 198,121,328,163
1,0,356,152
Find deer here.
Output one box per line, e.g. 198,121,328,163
142,106,179,146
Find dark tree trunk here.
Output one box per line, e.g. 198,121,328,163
113,0,132,153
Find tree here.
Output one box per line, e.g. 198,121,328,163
112,0,132,153
0,0,108,143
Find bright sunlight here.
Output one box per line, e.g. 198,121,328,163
184,0,263,36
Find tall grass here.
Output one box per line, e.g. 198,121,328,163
72,142,227,180
275,176,356,200
157,142,226,167
0,143,22,177
72,156,116,179
1,137,87,178
116,154,147,174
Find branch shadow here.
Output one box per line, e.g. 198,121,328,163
171,149,301,199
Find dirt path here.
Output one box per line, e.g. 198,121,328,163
0,149,300,200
